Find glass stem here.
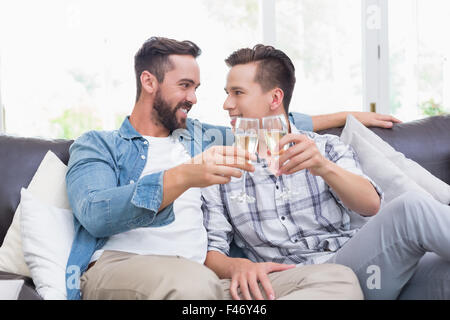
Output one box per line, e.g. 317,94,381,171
241,170,247,195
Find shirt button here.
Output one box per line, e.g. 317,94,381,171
141,155,146,160
129,180,135,184
143,141,148,145
276,185,279,190
280,216,286,221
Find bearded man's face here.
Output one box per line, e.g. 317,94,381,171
153,89,192,132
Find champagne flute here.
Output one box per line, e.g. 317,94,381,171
230,117,259,203
262,115,298,201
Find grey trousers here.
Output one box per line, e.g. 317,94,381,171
328,191,450,299
80,250,363,300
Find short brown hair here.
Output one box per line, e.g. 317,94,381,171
134,37,201,102
225,44,296,113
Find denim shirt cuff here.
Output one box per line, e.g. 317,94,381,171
131,171,164,218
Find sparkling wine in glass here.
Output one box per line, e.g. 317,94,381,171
264,129,288,157
230,117,259,203
262,115,298,201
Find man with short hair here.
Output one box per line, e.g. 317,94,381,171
65,36,390,300
66,37,255,300
202,44,450,300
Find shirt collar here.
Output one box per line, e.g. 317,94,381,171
118,116,195,141
289,120,300,134
118,116,143,140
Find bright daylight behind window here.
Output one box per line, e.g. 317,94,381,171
0,0,260,139
2,0,446,140
276,0,363,116
389,0,450,121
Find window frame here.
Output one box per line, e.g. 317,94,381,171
361,0,390,114
260,0,390,115
260,0,276,46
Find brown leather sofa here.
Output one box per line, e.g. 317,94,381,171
0,115,449,299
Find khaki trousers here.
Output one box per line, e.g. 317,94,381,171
80,250,363,300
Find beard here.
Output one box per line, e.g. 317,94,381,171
153,90,191,132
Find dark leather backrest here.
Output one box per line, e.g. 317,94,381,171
0,135,73,245
318,115,450,186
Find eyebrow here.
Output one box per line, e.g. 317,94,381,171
179,78,201,88
224,86,245,92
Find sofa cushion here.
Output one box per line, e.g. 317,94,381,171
20,187,74,300
318,115,450,186
340,115,450,205
0,135,73,245
0,150,72,277
346,131,432,203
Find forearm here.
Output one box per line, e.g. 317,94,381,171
67,166,188,238
318,160,380,216
159,164,190,211
205,250,242,279
68,176,174,237
311,112,348,131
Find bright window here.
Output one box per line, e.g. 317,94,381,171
389,0,450,121
276,0,363,116
1,0,448,139
0,0,260,139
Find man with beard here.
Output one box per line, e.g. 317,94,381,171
65,37,392,300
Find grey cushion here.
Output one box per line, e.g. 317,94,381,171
318,115,450,185
0,135,73,245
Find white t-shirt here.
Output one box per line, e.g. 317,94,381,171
91,135,207,264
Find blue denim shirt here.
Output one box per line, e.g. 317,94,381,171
65,113,312,300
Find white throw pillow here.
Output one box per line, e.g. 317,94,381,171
20,188,74,300
348,132,432,203
0,151,71,277
341,115,450,204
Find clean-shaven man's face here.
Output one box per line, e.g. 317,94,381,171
153,54,200,131
223,62,274,127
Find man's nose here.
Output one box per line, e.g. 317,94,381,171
223,96,234,111
187,90,197,105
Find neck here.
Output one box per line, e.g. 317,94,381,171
129,97,170,137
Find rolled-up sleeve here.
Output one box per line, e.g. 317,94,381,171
66,131,174,238
201,184,234,256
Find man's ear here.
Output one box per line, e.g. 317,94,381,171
140,71,159,95
269,88,284,112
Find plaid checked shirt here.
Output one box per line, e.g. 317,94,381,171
201,124,383,265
